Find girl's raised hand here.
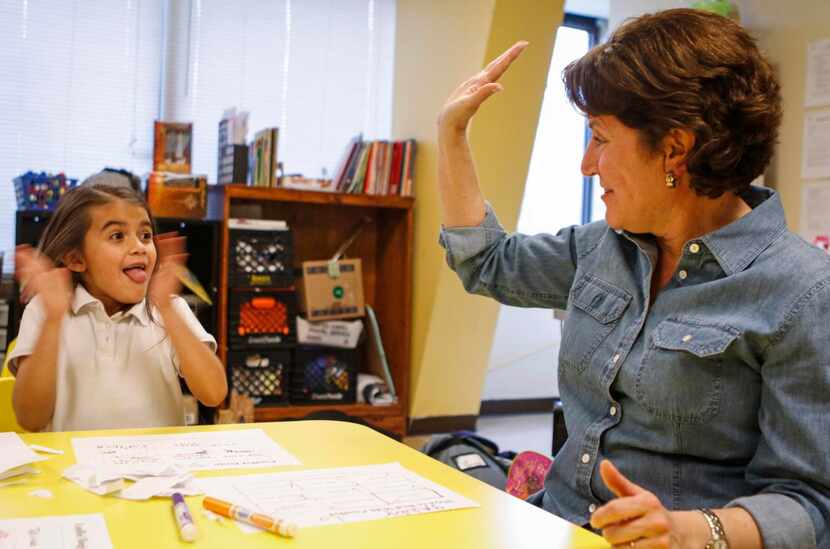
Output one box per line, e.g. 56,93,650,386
15,245,72,319
148,233,187,309
437,40,529,135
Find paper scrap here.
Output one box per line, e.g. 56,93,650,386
29,444,64,455
63,464,127,496
28,488,53,499
118,473,193,501
71,429,300,473
0,433,47,479
0,514,113,549
197,462,479,528
62,462,201,500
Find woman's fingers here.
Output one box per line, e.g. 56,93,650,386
482,40,529,83
602,511,671,544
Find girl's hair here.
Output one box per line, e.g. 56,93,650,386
38,184,159,314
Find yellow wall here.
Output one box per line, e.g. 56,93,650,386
392,0,564,420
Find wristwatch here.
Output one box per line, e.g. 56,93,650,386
699,508,729,549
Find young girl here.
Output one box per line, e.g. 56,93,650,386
9,184,227,432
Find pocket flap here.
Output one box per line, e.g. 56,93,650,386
570,275,631,325
652,318,739,357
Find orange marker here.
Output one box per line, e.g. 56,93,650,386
203,496,298,538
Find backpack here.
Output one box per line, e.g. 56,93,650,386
421,431,515,490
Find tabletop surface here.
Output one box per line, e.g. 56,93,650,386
1,421,608,548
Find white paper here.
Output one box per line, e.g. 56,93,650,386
806,39,830,107
800,181,830,247
62,463,201,500
0,433,47,478
198,462,479,528
802,109,830,179
0,514,113,549
71,429,300,473
117,473,192,501
28,444,64,455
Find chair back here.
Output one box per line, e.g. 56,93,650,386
0,378,24,433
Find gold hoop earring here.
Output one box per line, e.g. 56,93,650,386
665,172,677,188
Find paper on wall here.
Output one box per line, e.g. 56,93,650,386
801,109,830,180
806,39,830,108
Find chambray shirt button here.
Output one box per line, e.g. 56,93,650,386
588,503,597,513
611,353,620,364
689,243,701,254
581,453,591,464
682,334,693,342
678,270,688,280
609,405,617,416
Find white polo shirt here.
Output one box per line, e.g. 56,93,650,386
9,285,217,432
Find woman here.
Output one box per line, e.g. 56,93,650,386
437,9,830,548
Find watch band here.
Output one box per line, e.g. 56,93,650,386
699,508,729,549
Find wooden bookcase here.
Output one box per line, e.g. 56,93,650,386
207,185,413,438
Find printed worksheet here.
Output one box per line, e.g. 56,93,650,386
198,462,479,527
71,429,300,473
0,514,112,549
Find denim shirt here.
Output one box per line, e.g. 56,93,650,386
439,188,830,548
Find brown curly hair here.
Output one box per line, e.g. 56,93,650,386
563,8,782,198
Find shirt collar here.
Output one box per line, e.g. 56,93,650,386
71,285,151,326
698,187,787,275
620,187,787,276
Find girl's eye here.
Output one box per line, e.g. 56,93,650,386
141,231,153,241
109,232,124,241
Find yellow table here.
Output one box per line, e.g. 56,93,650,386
1,421,608,548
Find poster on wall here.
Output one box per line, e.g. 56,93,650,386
805,39,830,108
801,109,830,180
801,181,830,254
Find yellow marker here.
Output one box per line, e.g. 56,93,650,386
174,264,213,305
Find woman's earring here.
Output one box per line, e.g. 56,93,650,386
665,172,677,188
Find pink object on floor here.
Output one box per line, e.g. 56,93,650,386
505,450,553,500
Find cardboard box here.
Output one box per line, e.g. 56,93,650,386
300,259,364,321
146,172,207,219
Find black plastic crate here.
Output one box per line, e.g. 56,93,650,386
228,349,292,405
229,289,298,349
228,227,294,288
290,345,358,404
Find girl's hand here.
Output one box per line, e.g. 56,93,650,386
591,460,688,548
437,40,529,135
148,233,187,310
15,245,72,320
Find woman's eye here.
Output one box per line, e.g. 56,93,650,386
592,135,606,145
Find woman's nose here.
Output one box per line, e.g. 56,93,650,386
581,145,597,177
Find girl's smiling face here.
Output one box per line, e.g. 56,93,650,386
66,199,158,315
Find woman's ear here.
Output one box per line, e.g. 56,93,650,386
63,250,87,273
662,127,696,176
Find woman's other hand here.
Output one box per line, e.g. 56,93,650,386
591,460,701,548
15,245,72,320
437,40,529,135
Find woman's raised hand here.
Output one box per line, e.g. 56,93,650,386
437,41,529,135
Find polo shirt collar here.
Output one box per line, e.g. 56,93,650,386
71,285,151,326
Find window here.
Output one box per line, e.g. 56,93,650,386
483,13,603,403
0,0,396,272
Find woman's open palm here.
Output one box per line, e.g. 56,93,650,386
437,41,528,134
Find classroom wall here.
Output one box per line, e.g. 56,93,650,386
391,0,564,422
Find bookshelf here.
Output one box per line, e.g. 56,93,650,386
207,185,414,438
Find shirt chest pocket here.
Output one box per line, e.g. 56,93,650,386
560,275,631,375
635,318,739,424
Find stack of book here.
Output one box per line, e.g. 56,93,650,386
249,127,280,187
217,108,249,184
332,136,416,196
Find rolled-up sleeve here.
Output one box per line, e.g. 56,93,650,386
439,202,591,310
726,276,830,549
